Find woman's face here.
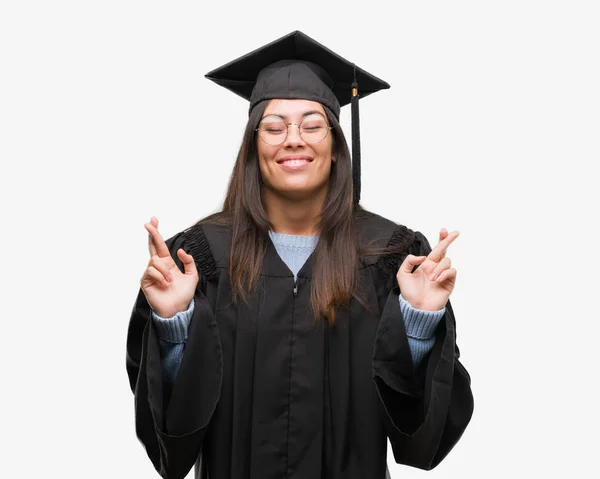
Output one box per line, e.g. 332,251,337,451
257,99,334,201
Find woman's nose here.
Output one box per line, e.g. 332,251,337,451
283,124,305,147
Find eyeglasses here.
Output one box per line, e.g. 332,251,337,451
256,113,334,146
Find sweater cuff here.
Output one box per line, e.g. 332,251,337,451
399,293,445,339
151,299,195,343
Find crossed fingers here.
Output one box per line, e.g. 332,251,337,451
144,216,170,258
427,229,459,263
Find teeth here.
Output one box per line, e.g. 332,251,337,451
281,159,309,165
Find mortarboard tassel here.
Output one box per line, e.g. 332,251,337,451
351,68,361,207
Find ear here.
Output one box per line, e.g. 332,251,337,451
331,156,336,163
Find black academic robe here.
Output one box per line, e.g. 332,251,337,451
126,210,474,479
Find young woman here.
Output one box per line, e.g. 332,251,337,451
126,31,473,479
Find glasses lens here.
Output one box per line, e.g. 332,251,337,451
258,117,287,145
300,114,329,144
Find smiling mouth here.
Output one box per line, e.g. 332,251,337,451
276,157,314,166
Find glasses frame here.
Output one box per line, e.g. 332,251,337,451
255,114,335,146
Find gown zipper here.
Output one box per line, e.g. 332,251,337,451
287,276,297,477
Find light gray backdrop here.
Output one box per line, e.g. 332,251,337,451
1,1,598,477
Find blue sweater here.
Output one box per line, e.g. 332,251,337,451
153,231,446,392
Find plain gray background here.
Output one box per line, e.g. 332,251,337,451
1,1,598,477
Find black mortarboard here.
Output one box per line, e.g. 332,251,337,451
205,30,390,206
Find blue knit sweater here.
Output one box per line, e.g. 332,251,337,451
153,231,446,392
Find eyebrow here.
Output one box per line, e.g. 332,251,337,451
261,110,325,120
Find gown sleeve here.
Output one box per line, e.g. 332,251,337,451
126,228,223,479
372,230,474,470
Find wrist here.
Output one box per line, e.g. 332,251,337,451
153,299,194,320
399,293,445,313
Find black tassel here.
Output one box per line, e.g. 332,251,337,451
351,66,361,207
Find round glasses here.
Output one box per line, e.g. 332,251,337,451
256,113,334,146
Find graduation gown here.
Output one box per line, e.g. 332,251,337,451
125,210,474,479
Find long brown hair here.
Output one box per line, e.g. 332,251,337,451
195,100,407,324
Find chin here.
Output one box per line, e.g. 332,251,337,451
269,181,324,200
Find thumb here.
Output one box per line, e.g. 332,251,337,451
177,248,198,276
398,254,427,275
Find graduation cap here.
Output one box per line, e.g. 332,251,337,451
205,30,390,206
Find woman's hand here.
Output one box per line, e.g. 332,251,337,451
396,228,459,311
140,217,199,318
